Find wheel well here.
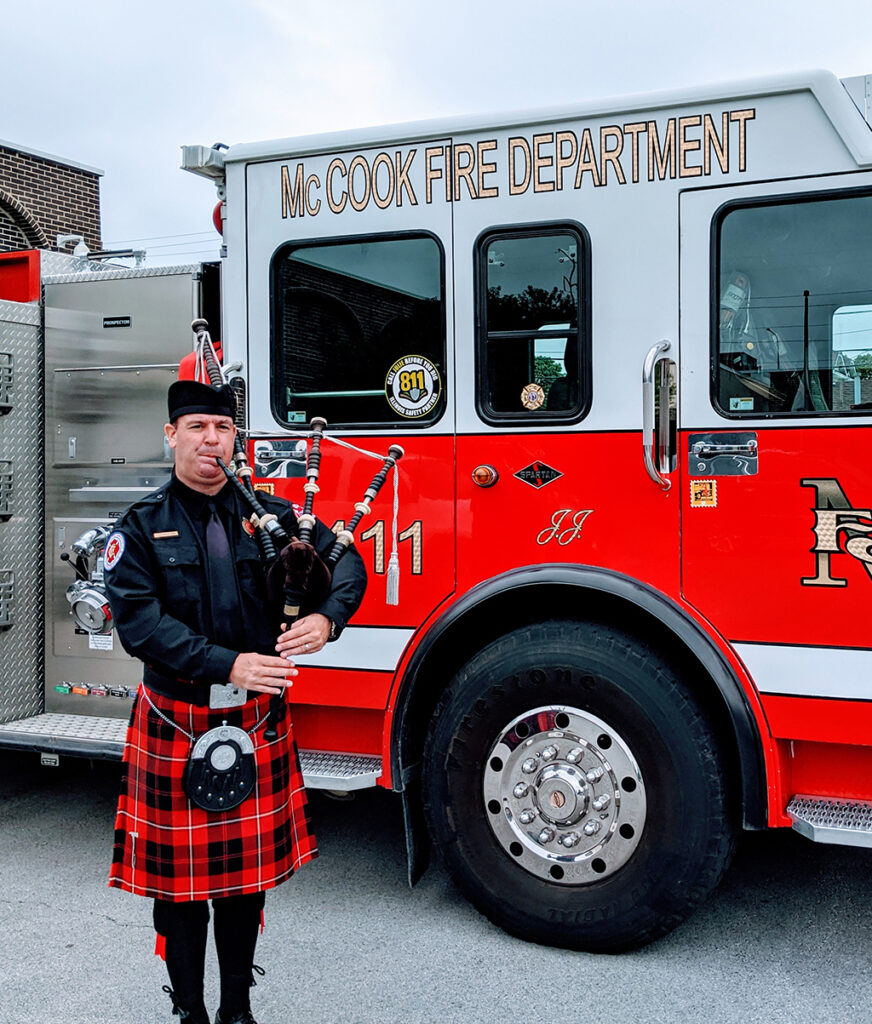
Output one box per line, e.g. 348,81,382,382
394,578,766,828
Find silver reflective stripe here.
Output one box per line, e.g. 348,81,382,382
736,642,872,700
300,627,414,672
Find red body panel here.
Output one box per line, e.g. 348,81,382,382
681,424,872,648
255,433,455,629
291,668,394,711
763,695,872,746
291,705,384,756
777,739,872,812
0,250,40,303
455,432,679,595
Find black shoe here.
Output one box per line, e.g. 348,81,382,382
214,1012,257,1024
162,985,210,1024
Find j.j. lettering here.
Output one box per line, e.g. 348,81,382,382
537,509,594,546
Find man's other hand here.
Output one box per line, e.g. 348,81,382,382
229,652,298,695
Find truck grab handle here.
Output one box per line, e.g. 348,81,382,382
642,341,672,492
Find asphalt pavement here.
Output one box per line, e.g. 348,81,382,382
1,749,871,1024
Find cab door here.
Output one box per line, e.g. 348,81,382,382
680,174,872,717
450,126,681,598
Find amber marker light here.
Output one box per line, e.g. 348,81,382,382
472,465,499,487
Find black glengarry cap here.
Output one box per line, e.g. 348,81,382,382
168,380,236,421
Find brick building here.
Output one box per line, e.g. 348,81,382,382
0,139,102,254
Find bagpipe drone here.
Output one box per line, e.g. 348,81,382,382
189,318,403,740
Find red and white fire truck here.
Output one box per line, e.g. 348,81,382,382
2,69,872,951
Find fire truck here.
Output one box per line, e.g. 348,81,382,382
2,69,872,952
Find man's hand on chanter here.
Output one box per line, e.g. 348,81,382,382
275,613,331,657
229,652,298,695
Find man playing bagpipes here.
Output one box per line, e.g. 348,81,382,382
104,379,367,1024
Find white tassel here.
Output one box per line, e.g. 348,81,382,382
386,464,400,605
386,551,400,605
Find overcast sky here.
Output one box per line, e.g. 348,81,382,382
4,0,872,264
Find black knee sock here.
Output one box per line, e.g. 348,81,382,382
212,891,266,1017
153,898,210,1015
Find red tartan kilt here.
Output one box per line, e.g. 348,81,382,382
108,685,317,901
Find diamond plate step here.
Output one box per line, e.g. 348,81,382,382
0,713,128,758
787,795,872,848
0,713,382,790
299,750,382,791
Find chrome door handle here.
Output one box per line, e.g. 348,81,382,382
691,440,757,458
642,341,672,491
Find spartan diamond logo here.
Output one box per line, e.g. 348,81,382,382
514,461,563,489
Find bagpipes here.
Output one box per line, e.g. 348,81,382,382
189,320,403,739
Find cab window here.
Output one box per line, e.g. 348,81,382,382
716,192,872,416
476,225,588,423
271,234,445,427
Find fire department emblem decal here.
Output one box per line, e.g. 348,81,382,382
385,355,441,419
103,532,125,570
521,383,545,410
802,478,872,587
514,462,563,489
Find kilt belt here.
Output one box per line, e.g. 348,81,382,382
108,684,317,901
142,666,214,706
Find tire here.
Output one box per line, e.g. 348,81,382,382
422,620,735,952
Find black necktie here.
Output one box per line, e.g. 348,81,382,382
205,502,239,642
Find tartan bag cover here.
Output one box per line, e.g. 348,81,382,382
109,686,317,901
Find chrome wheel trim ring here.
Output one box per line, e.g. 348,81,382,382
483,704,646,885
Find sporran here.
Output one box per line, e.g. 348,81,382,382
182,723,257,811
142,686,265,813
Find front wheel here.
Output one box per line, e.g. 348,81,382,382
423,620,735,952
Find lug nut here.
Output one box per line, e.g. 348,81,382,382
522,758,538,774
541,745,558,761
583,820,602,836
585,767,604,783
566,747,584,763
538,827,556,844
592,794,611,811
513,782,529,799
519,809,536,825
559,831,581,848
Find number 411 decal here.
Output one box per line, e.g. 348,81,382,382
330,519,423,576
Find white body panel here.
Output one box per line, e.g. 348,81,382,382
222,72,872,440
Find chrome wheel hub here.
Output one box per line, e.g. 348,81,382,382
483,705,646,885
534,764,588,826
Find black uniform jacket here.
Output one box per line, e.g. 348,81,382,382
104,474,367,697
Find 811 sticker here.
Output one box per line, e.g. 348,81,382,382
385,355,441,419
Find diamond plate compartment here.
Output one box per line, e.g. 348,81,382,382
0,351,11,412
0,300,44,724
0,459,12,519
